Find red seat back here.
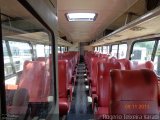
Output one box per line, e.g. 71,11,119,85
90,57,107,88
90,57,100,88
118,59,132,70
19,61,46,102
97,61,121,107
108,57,117,63
110,69,158,115
58,60,69,98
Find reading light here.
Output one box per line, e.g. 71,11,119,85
66,13,96,21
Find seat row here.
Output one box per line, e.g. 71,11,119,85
84,51,159,119
6,56,53,117
58,52,79,116
5,51,79,117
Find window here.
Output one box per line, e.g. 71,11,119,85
118,44,127,59
102,46,107,54
66,47,68,51
45,45,51,57
36,44,45,57
111,45,118,57
154,41,160,76
98,47,101,52
131,41,155,61
61,46,65,53
94,47,98,52
106,46,110,54
3,41,14,76
58,46,60,53
100,46,103,53
99,47,102,53
102,46,110,54
1,1,55,118
8,41,32,72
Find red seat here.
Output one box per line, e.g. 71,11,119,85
7,88,29,114
89,57,107,95
89,57,100,95
110,69,159,118
158,81,160,110
6,85,18,106
118,59,132,70
108,57,117,63
131,61,154,70
93,61,121,118
19,61,46,102
58,60,71,116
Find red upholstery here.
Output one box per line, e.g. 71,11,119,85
58,60,69,98
58,52,79,86
43,58,52,99
90,57,107,95
5,85,18,106
118,59,132,70
59,98,70,116
67,59,74,85
110,69,159,117
95,61,121,116
37,57,52,98
131,61,154,70
58,60,71,115
158,81,160,106
90,57,100,94
96,107,109,115
7,88,29,115
18,61,46,102
108,57,117,63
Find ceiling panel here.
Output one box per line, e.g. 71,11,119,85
91,7,160,46
57,0,138,43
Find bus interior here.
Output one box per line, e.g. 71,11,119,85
1,0,160,120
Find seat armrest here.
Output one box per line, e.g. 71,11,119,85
71,76,76,85
88,77,92,96
88,77,92,84
92,94,98,112
67,86,72,101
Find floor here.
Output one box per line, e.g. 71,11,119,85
67,57,93,120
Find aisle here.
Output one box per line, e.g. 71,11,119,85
67,57,93,120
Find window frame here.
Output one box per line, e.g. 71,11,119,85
118,43,128,59
111,44,118,58
3,40,33,78
129,39,157,61
35,44,45,57
0,0,58,115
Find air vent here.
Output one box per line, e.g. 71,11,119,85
130,26,145,31
113,35,122,37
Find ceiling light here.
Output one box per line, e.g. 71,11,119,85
66,13,97,21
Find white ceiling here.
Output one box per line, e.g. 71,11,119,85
91,6,160,46
57,0,138,43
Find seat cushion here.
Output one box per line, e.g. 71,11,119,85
91,87,97,94
95,107,109,120
7,106,28,115
59,98,70,115
96,107,109,115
